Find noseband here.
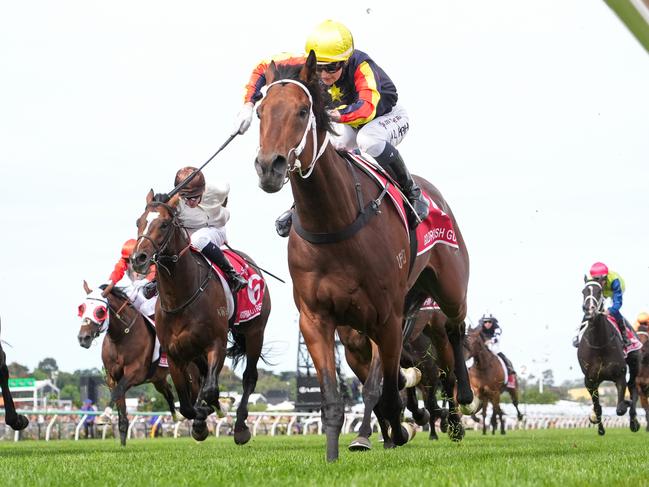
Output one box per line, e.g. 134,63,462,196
583,281,605,317
264,79,330,179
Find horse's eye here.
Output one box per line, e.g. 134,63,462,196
160,221,169,229
299,107,309,118
135,218,140,228
256,107,261,119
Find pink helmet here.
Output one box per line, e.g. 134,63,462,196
589,262,609,278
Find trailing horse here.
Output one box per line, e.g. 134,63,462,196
253,52,471,460
0,317,29,431
464,326,523,435
578,278,640,435
634,323,649,431
132,192,271,444
77,281,180,446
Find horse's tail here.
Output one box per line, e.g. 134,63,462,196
226,331,247,369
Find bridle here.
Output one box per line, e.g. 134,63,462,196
582,280,605,318
264,79,330,179
82,294,138,340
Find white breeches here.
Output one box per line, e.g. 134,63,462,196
189,226,227,251
486,339,500,354
330,104,410,157
124,283,157,317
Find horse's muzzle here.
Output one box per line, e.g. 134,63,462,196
255,153,287,193
131,251,151,273
78,333,93,349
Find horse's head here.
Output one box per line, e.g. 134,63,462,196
464,326,483,360
77,280,109,348
255,51,333,193
132,190,181,274
582,278,604,320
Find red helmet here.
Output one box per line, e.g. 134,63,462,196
589,262,609,278
121,239,137,259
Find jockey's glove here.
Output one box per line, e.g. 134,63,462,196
233,102,254,135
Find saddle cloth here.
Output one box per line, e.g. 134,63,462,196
142,314,168,368
420,297,440,311
346,151,459,255
195,248,266,326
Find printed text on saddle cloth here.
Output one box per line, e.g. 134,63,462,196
347,152,458,254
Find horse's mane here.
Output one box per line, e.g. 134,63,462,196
272,63,335,135
99,283,130,303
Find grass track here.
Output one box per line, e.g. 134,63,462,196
1,428,648,486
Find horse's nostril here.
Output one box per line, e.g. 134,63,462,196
271,155,287,176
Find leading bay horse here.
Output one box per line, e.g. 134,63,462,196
132,192,271,444
77,281,180,446
0,317,29,431
634,324,649,431
579,278,640,435
464,326,523,435
254,52,471,461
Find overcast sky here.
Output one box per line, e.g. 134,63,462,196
1,1,647,384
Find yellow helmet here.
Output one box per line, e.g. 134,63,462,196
637,312,649,325
305,20,354,63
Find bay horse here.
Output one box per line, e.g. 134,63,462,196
254,51,472,461
634,323,649,431
0,317,29,431
464,327,523,435
578,278,640,435
77,281,179,446
132,191,271,445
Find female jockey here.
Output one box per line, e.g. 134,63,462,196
233,19,429,232
478,314,517,385
103,238,157,317
588,261,631,347
173,167,247,293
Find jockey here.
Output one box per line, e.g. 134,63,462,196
588,261,632,347
233,19,429,235
103,239,157,318
173,167,247,293
478,314,517,385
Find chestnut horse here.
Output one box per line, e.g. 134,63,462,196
77,282,179,446
578,279,640,435
132,192,271,444
465,327,523,435
634,324,649,431
254,52,471,461
0,317,29,431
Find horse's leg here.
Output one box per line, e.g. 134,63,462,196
640,386,649,432
349,340,383,451
482,397,488,435
498,403,506,435
114,395,129,446
508,386,524,421
169,361,198,420
401,349,429,427
0,355,29,431
490,401,498,435
627,354,640,432
301,314,343,462
424,385,440,440
586,379,605,436
195,341,226,441
234,330,263,445
152,375,178,421
615,376,629,416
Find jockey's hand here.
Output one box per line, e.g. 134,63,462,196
102,282,114,298
233,102,254,135
154,193,170,203
327,109,341,122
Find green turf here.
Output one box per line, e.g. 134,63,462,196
1,428,648,486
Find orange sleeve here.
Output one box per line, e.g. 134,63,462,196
108,258,128,284
243,53,306,104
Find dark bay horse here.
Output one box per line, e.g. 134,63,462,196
0,317,29,431
578,279,640,435
465,327,523,435
132,192,271,445
634,324,649,431
254,52,471,461
77,281,179,446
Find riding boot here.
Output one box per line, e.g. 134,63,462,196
142,280,158,300
615,318,632,348
373,143,429,228
201,242,248,293
498,352,516,376
275,206,294,238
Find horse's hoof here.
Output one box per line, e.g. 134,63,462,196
429,433,439,441
8,415,29,431
348,436,372,451
616,403,629,416
459,395,480,415
414,409,430,427
448,422,465,442
382,439,396,449
440,411,449,433
597,424,605,436
234,427,251,445
191,421,209,442
589,412,599,424
457,388,474,406
630,418,640,433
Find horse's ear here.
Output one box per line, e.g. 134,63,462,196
300,50,318,84
146,189,154,204
83,280,92,295
583,274,588,283
265,61,279,84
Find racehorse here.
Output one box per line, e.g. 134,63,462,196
77,281,180,446
132,192,271,445
464,326,523,435
0,317,29,431
578,278,640,435
254,52,472,460
634,323,649,431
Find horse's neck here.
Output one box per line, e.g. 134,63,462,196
473,345,495,370
586,314,615,346
290,146,364,231
157,229,201,308
107,297,135,343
